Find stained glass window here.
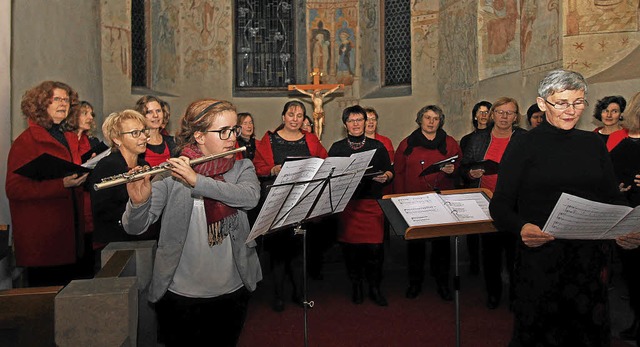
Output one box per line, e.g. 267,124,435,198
235,0,296,90
384,0,411,86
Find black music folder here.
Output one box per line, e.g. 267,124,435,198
14,153,91,181
419,155,459,176
463,159,499,176
81,141,109,163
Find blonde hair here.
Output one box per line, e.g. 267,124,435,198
624,92,640,133
101,109,147,151
490,97,521,126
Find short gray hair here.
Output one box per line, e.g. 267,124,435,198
537,70,588,99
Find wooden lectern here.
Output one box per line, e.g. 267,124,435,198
378,188,497,347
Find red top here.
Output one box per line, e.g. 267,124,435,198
6,121,84,266
374,133,395,164
253,130,328,177
604,128,629,152
393,135,462,194
481,134,510,192
144,143,171,167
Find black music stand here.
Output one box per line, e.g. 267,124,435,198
378,188,497,347
251,167,368,347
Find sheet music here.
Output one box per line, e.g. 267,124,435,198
246,150,376,243
81,149,111,169
390,192,489,227
246,158,324,242
542,193,637,239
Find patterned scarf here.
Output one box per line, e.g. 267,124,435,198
181,144,237,246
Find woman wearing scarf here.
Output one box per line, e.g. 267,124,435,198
328,105,394,306
394,105,462,301
123,99,262,347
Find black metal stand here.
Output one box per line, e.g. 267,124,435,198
294,223,314,347
454,235,461,347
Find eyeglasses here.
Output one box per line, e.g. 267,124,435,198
493,110,517,117
544,99,588,111
120,128,150,138
206,125,242,140
346,118,365,124
477,111,489,116
52,96,70,104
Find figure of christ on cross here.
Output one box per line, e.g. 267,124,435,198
288,68,343,140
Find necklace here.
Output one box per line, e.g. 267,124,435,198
347,136,366,150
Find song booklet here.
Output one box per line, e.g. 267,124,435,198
543,193,640,239
390,192,491,227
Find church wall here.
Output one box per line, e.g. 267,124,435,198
9,0,640,149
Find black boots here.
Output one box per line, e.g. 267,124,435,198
369,285,388,306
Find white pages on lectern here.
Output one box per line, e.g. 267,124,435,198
390,192,490,227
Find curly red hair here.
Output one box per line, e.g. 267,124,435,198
20,81,79,129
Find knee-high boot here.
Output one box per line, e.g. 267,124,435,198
365,244,387,306
342,243,363,304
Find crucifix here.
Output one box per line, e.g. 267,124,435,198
288,68,343,140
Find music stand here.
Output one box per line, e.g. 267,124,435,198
378,188,497,347
247,153,374,347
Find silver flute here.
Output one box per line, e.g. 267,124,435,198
93,146,246,191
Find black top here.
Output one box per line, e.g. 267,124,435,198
237,136,256,160
489,120,626,232
610,137,640,207
88,150,153,244
270,132,310,165
328,134,393,200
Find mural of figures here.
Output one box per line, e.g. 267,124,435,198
520,0,559,71
337,28,355,84
307,2,357,85
311,21,331,76
478,0,521,80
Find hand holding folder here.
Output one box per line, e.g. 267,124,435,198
419,155,458,176
14,153,91,181
464,159,499,176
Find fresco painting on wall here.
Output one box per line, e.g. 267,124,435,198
153,2,179,90
181,1,231,78
520,0,560,71
307,1,357,85
361,0,379,82
563,0,640,78
104,25,132,79
412,5,439,84
478,0,521,80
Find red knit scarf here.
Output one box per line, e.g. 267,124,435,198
181,144,237,246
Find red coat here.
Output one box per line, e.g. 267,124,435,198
253,130,328,177
6,122,84,267
393,135,462,194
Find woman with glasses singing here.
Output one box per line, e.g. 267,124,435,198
6,81,87,287
592,95,628,151
123,100,261,346
135,95,177,166
490,70,640,346
328,105,393,306
253,100,328,312
394,105,462,302
88,110,155,251
460,97,526,310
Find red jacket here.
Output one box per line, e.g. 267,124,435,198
6,122,84,266
393,135,462,194
603,128,629,152
253,130,328,177
374,133,395,164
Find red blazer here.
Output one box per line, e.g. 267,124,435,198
393,135,462,194
253,130,328,177
6,122,84,267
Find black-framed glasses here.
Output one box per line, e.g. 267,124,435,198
120,128,150,138
206,125,242,140
544,99,588,111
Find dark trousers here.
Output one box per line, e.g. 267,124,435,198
481,231,516,299
156,287,251,347
341,243,384,287
265,230,303,300
407,236,450,287
620,246,640,315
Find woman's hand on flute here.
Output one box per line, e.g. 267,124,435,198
168,157,197,187
126,166,151,205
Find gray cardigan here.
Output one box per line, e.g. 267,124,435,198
122,159,262,302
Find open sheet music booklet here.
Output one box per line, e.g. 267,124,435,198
246,149,376,243
390,192,491,227
543,193,640,239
